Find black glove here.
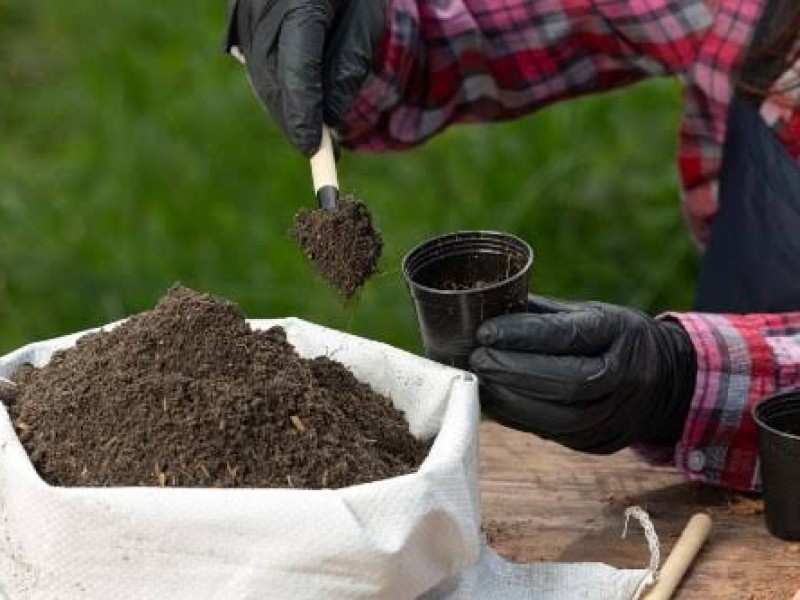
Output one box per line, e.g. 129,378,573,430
469,296,697,454
224,0,386,155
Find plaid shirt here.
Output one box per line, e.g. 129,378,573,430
641,312,800,492
341,0,779,246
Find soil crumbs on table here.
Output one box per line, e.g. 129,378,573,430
290,195,383,299
6,285,427,488
727,494,764,517
483,519,529,547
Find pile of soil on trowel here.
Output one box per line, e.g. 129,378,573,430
290,196,383,298
6,285,427,488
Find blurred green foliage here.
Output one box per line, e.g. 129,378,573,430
0,0,697,355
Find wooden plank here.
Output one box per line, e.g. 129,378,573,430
479,422,800,599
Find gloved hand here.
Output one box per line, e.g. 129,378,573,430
469,296,697,454
224,0,386,155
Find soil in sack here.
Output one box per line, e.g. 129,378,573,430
4,286,427,488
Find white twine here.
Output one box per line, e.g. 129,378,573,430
622,506,661,575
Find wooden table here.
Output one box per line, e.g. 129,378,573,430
479,422,800,599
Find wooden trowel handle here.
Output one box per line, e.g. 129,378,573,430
645,513,713,600
310,124,340,210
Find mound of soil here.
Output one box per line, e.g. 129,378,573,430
290,196,383,298
6,286,427,488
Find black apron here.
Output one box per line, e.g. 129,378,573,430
694,93,800,313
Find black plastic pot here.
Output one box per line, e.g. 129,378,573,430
402,231,533,369
752,389,800,541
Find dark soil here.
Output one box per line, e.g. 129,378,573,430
290,195,383,299
417,252,527,292
5,285,427,488
0,379,18,419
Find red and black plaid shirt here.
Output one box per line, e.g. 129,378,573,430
340,0,800,246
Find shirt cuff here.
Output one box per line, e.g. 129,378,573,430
662,312,762,492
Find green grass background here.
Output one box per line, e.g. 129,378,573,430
0,0,697,355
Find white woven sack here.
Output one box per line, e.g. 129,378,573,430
0,318,654,599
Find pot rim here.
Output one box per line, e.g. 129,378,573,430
401,230,534,297
751,388,800,442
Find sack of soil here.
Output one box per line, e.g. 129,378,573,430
0,289,656,599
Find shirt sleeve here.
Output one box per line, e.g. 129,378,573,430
658,312,800,492
678,87,722,247
676,0,766,247
341,0,711,151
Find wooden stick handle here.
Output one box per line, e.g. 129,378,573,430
645,513,712,600
309,124,339,209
